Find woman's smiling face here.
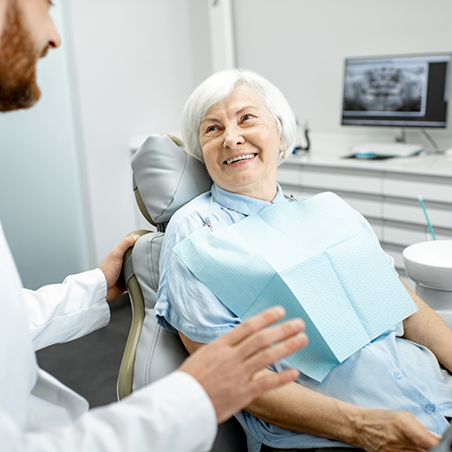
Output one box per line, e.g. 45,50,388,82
199,84,284,202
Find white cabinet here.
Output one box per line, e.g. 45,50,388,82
302,169,381,195
277,166,300,186
340,196,382,219
383,177,452,203
277,155,452,280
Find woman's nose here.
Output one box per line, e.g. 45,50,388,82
223,126,244,149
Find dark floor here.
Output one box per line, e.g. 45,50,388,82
36,293,132,408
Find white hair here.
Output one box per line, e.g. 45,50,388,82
181,69,296,164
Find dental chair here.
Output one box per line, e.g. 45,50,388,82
117,133,248,452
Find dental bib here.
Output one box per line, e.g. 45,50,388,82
174,192,417,381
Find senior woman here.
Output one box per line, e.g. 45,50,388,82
155,69,452,452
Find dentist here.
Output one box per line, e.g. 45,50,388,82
0,1,308,451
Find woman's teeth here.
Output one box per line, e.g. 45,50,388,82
225,154,255,165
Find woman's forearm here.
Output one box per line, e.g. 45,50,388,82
180,332,364,443
401,280,452,373
179,331,440,452
245,369,363,443
246,369,440,452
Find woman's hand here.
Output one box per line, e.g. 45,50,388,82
352,408,440,452
243,369,440,452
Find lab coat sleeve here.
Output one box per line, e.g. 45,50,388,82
23,269,110,351
5,371,217,452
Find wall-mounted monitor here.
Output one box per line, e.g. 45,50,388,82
341,53,451,128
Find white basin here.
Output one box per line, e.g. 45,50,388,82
403,240,452,291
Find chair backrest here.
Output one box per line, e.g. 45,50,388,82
131,133,212,229
119,133,211,394
118,134,247,452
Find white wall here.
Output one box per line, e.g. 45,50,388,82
7,0,448,284
64,0,203,264
232,0,452,150
1,0,212,287
0,2,90,289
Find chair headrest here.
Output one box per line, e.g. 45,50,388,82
131,134,212,226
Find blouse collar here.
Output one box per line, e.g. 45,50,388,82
211,183,288,216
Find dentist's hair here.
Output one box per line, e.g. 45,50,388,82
181,69,297,164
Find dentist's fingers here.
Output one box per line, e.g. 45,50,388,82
215,306,288,346
242,328,308,375
99,234,140,302
179,307,308,423
244,367,301,401
236,315,306,363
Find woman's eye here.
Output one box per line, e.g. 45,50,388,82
241,114,254,123
206,125,218,133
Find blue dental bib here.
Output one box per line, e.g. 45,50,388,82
174,192,417,381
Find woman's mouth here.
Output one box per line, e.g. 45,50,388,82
224,153,257,165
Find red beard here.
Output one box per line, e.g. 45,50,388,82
0,1,46,112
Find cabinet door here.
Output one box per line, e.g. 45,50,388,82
277,185,382,220
381,247,406,270
341,195,382,220
384,202,452,229
383,178,452,203
277,166,301,185
383,226,452,247
367,221,383,241
302,169,381,195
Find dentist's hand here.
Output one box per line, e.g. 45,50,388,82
99,235,140,302
179,306,307,424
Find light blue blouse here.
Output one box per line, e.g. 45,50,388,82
155,183,452,452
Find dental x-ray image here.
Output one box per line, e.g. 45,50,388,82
343,62,427,116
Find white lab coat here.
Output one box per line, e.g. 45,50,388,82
0,223,217,452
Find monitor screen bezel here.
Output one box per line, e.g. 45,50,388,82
340,52,452,129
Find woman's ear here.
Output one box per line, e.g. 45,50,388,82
278,137,286,160
279,139,286,153
279,132,285,152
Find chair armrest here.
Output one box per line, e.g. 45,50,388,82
117,230,151,400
